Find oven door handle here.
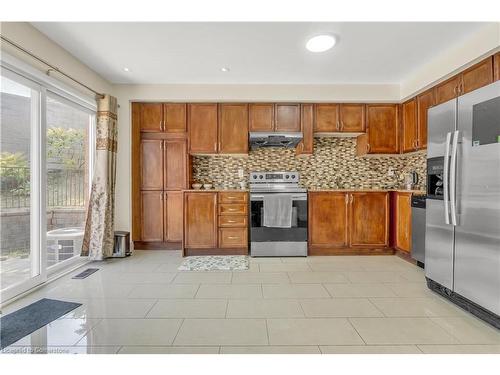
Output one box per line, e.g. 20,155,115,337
250,194,307,201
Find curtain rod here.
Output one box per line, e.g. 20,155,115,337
1,34,105,100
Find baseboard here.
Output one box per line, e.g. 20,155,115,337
183,248,248,256
308,246,395,256
134,241,182,250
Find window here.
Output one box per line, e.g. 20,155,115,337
0,63,95,302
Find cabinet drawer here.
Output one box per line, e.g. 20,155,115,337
218,215,248,228
219,192,248,204
218,203,247,215
219,228,248,248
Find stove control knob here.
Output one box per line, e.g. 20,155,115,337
291,175,296,179
285,175,289,179
253,175,257,179
259,175,263,179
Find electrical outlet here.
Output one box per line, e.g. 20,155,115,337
387,168,394,177
238,169,244,178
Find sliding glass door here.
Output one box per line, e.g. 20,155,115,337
1,71,45,301
0,69,95,303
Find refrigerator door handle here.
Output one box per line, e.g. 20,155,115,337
450,130,460,226
443,131,452,225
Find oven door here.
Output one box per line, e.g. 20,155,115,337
250,193,308,256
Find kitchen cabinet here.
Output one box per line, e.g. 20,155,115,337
357,104,399,155
314,104,339,132
165,191,183,242
140,139,163,190
218,103,249,154
434,57,494,105
141,191,164,242
184,192,218,249
392,192,412,252
350,192,389,247
275,104,301,132
249,103,274,132
139,103,187,133
495,53,500,81
401,98,418,153
309,192,349,248
164,139,189,190
416,89,434,150
188,103,218,154
219,228,248,248
339,104,365,133
296,104,314,156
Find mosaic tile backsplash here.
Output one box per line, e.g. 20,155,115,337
193,138,427,190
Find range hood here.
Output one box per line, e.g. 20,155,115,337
249,132,303,149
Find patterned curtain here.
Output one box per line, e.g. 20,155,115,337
81,94,118,260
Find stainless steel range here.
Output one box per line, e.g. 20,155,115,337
249,171,308,257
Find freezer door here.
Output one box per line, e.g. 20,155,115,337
454,81,500,315
425,99,457,289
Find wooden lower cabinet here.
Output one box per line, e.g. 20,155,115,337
141,191,164,242
165,191,183,242
309,191,391,255
183,191,248,255
391,192,412,252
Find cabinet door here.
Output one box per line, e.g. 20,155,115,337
249,103,274,132
495,53,500,81
434,75,460,105
309,192,348,248
339,104,365,132
461,57,493,95
296,104,314,155
219,228,248,248
188,103,218,154
366,104,399,154
218,103,249,154
140,103,163,132
314,104,339,132
141,191,164,242
416,89,434,150
350,192,389,247
163,103,186,132
164,139,188,190
184,192,217,248
275,104,301,132
401,99,418,153
165,191,183,242
141,139,163,190
395,193,412,252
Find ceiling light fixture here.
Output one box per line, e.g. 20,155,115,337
306,35,336,52
221,67,230,72
123,67,131,72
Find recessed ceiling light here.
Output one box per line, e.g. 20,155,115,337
306,35,336,52
123,67,131,72
221,67,230,72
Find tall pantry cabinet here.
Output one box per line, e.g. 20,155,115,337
132,103,191,248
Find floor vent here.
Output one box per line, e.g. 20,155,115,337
72,268,99,279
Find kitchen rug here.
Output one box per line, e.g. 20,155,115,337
178,255,249,271
0,298,82,349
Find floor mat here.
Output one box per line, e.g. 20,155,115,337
178,255,249,271
0,298,82,349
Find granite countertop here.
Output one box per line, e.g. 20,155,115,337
183,189,249,192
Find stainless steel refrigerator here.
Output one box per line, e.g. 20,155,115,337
425,79,500,328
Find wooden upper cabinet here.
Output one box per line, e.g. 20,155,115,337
495,53,500,81
309,192,348,248
140,139,163,190
365,104,399,154
140,103,163,132
401,98,418,153
184,192,217,248
434,75,461,106
163,103,186,132
339,104,365,133
461,57,493,95
164,139,188,190
296,104,314,156
165,191,183,242
416,89,434,150
188,103,218,154
349,192,389,247
314,104,339,132
394,192,412,252
218,104,249,154
275,104,301,132
141,191,164,242
249,103,274,132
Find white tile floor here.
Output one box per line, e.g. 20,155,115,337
2,250,500,354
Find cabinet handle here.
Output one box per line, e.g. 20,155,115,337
366,144,370,153
345,194,349,205
350,194,354,204
227,236,240,240
459,83,464,95
227,208,237,211
336,121,340,130
341,121,344,131
160,192,163,200
227,220,236,223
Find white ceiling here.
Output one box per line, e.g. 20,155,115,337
32,22,490,85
